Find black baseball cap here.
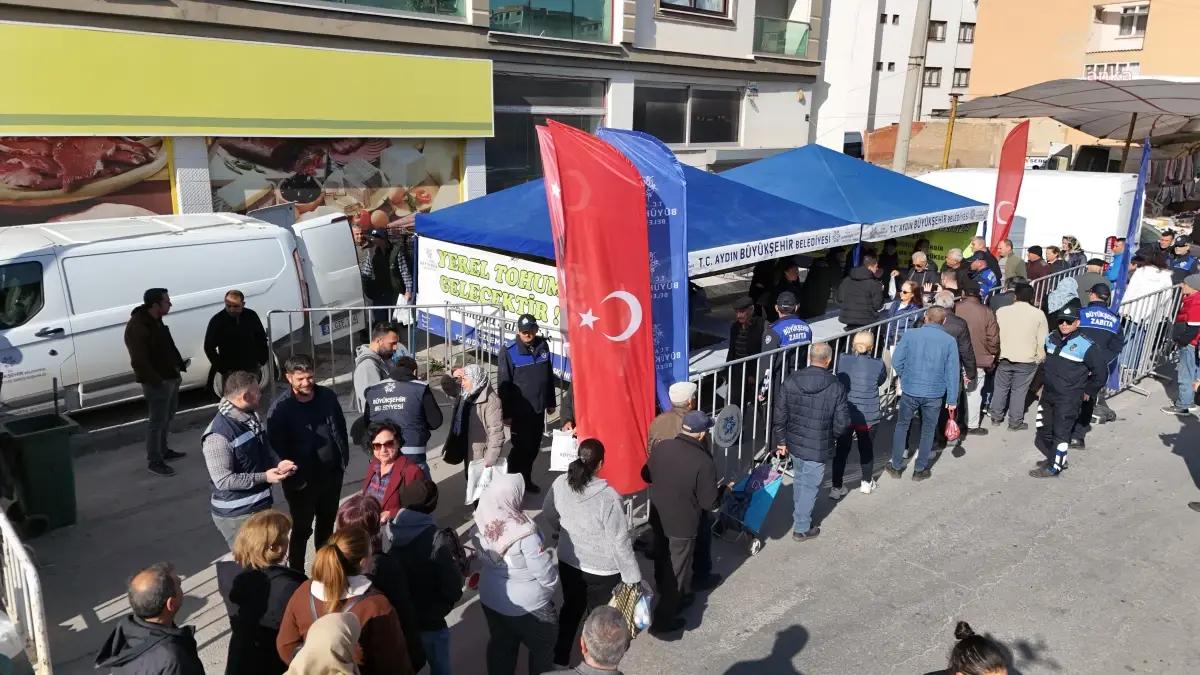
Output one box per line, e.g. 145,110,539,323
1055,306,1080,322
733,296,755,311
1175,235,1191,247
682,410,714,433
368,227,389,239
1089,283,1111,300
776,291,798,308
516,314,538,332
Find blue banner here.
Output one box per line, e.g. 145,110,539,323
1108,137,1151,390
597,128,689,411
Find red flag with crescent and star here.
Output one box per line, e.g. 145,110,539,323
989,120,1029,255
541,120,653,495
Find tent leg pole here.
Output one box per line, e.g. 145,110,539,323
941,93,961,169
1120,112,1138,170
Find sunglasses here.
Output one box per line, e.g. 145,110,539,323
372,439,398,450
900,289,913,295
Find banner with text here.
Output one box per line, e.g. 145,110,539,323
415,236,570,378
598,128,688,411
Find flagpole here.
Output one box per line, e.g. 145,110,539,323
941,93,961,169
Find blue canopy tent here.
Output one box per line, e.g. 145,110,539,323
721,144,989,242
416,164,862,276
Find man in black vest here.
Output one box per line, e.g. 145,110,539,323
267,354,350,570
498,314,555,494
201,371,295,549
362,356,444,479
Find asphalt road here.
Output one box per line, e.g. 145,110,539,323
29,378,1200,675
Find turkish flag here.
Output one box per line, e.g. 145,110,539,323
542,120,653,495
536,126,570,325
989,120,1030,254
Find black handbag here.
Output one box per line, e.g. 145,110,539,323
442,400,470,465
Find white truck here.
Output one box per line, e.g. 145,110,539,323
916,169,1160,255
0,213,364,414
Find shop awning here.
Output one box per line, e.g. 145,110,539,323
415,165,862,275
0,23,493,138
720,144,988,241
950,77,1200,141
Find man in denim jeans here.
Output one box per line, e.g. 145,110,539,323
124,288,189,477
773,343,849,542
1164,275,1200,415
887,306,961,482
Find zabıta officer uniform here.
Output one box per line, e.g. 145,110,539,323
497,314,555,492
758,292,813,402
1071,288,1124,444
1031,306,1108,478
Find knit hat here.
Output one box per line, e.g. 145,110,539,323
1027,245,1043,257
1185,274,1200,291
398,479,439,514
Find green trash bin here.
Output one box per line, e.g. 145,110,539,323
0,413,79,530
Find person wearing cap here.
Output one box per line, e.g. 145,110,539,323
1025,246,1050,281
361,356,443,480
997,239,1026,282
773,342,850,540
987,275,1028,312
758,291,813,404
837,254,885,331
642,410,723,636
361,228,412,326
1168,236,1198,284
766,259,804,322
1105,238,1127,284
1071,283,1123,441
1030,305,1108,478
1139,228,1176,259
970,236,1004,283
647,382,696,452
1163,274,1200,416
1075,259,1111,307
498,314,556,494
968,255,999,298
724,296,765,404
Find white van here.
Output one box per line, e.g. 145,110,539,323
0,213,363,414
916,169,1159,255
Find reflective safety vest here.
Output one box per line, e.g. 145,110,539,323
203,413,272,518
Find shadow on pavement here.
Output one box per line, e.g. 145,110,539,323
722,625,808,675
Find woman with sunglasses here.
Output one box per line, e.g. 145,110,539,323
884,280,925,349
360,421,427,522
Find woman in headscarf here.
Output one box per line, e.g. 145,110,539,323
450,364,505,478
1045,276,1081,315
1062,235,1088,269
284,612,361,675
473,472,558,675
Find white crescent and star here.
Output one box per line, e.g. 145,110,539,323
577,291,644,342
995,200,1015,226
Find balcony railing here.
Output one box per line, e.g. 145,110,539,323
490,0,611,43
330,0,462,16
753,16,810,58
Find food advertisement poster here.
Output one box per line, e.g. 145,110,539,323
0,136,173,226
415,237,570,379
207,138,463,232
892,225,978,269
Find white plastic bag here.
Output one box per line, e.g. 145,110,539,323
0,610,23,659
392,293,414,326
465,458,507,504
549,431,578,472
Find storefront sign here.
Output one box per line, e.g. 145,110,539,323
414,237,569,377
1,23,493,138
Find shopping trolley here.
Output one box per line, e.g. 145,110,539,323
711,454,785,555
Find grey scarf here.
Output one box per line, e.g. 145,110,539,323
452,364,489,436
219,398,263,437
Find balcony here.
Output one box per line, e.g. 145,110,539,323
326,0,462,16
753,16,810,58
490,0,611,43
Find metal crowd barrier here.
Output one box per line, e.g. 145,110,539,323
1114,284,1184,395
985,263,1087,307
0,509,50,675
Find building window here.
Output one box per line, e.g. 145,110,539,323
1119,4,1149,37
1084,61,1141,80
958,22,975,43
490,0,611,42
923,67,942,87
633,85,741,145
876,61,884,71
486,75,606,193
661,0,726,17
0,262,44,330
931,108,950,117
928,20,947,41
879,13,887,23
891,14,899,24
887,62,896,71
952,68,971,88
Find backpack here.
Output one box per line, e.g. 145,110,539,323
433,526,471,577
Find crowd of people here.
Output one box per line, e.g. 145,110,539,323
103,220,1200,675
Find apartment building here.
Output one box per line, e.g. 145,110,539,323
812,0,977,150
0,0,823,227
972,0,1200,97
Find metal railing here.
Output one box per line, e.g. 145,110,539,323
986,262,1087,308
1114,283,1184,394
0,509,50,675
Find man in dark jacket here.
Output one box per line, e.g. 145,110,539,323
124,288,188,477
721,297,765,407
988,275,1028,312
896,251,941,293
642,411,722,636
362,228,413,325
266,354,349,571
1025,246,1051,281
1072,283,1124,444
498,314,556,493
363,356,444,479
766,259,804,322
1074,260,1111,307
773,343,850,542
546,607,630,675
95,562,204,675
955,282,1000,435
970,236,1004,283
926,291,976,448
838,255,884,330
878,239,900,282
759,292,813,404
203,290,268,394
384,480,463,675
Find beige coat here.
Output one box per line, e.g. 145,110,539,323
466,385,506,465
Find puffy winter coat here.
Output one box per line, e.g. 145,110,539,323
772,366,850,463
834,354,886,427
837,266,884,327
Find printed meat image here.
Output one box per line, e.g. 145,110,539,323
0,136,172,225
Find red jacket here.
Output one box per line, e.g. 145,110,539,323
361,456,425,516
1173,292,1200,347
